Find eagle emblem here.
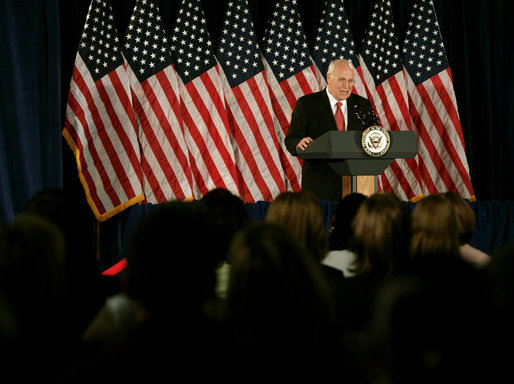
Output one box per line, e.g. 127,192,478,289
361,126,390,157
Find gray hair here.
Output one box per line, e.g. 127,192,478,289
327,59,355,76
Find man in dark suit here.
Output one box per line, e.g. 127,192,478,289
285,59,377,201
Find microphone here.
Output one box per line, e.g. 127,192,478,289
354,105,380,127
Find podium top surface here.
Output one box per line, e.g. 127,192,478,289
297,130,418,160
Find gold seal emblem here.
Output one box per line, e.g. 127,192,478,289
361,126,390,157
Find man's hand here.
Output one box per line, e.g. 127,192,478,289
296,137,313,151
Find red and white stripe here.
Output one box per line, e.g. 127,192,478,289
220,68,287,202
406,68,474,198
125,63,194,203
263,58,323,192
358,58,424,201
63,54,144,221
176,66,240,199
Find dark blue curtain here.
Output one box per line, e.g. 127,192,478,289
0,0,62,222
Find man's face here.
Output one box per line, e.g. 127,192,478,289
327,62,355,101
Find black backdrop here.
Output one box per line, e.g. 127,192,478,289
59,0,514,203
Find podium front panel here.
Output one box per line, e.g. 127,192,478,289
328,159,393,175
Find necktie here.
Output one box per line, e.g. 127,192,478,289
335,101,345,131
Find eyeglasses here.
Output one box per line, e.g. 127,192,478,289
329,75,355,85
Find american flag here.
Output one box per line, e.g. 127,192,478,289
123,0,193,204
63,0,144,221
216,0,287,202
403,0,474,199
312,0,368,96
261,0,323,192
170,0,239,198
358,0,423,201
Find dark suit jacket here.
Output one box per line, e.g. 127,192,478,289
285,89,375,201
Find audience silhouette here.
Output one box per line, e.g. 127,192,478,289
224,221,341,382
0,213,72,382
59,200,224,382
370,193,490,383
335,193,411,332
199,188,251,300
264,191,347,337
24,187,116,341
323,192,367,277
1,188,506,382
328,192,367,251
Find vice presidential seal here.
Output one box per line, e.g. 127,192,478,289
361,126,390,157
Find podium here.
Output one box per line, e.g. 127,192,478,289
297,130,418,196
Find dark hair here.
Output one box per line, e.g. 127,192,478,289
328,193,367,250
0,214,66,336
124,201,217,320
200,188,250,265
24,188,67,232
226,222,335,339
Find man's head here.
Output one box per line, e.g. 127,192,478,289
326,59,356,101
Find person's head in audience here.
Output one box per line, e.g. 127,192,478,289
226,222,334,343
124,201,217,326
23,187,104,288
23,187,120,342
328,192,367,251
410,193,460,260
349,192,411,277
23,187,94,264
265,191,328,262
225,222,339,381
24,188,67,232
0,214,67,340
200,188,250,265
395,194,491,382
442,192,475,245
442,192,491,267
370,265,489,384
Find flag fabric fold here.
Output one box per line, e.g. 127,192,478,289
170,0,240,199
358,0,424,201
312,0,366,96
216,0,287,202
261,0,323,192
123,0,193,204
63,0,144,221
403,0,474,199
